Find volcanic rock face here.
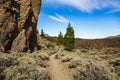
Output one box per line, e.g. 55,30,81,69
0,0,41,52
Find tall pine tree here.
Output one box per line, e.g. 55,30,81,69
64,23,75,51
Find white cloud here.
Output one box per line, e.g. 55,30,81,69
45,0,120,13
55,13,69,23
49,15,64,23
48,13,69,23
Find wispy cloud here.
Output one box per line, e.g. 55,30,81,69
106,9,120,14
48,13,69,23
45,0,120,13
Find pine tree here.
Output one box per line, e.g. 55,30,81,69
64,23,75,51
57,31,63,45
41,29,44,36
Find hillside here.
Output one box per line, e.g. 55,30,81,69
106,35,120,39
45,36,120,49
75,37,120,49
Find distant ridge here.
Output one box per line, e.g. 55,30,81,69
45,34,120,49
106,35,120,39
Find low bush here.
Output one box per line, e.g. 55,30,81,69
102,48,120,55
33,52,49,61
109,58,120,76
74,61,119,80
61,53,75,62
57,48,120,80
0,49,54,80
69,60,81,68
4,64,50,80
61,56,73,62
80,49,88,53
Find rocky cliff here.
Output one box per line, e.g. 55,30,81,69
0,0,41,52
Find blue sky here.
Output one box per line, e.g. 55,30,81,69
37,0,120,39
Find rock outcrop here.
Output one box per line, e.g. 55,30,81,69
0,0,41,52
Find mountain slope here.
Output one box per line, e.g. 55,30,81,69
45,36,120,49
106,35,120,38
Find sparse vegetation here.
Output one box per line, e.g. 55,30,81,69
74,61,119,80
1,36,120,80
4,64,49,80
0,48,56,80
75,38,120,49
0,40,120,80
56,48,120,80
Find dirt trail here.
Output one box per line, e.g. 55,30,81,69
47,47,74,80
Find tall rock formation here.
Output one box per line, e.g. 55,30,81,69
0,0,41,52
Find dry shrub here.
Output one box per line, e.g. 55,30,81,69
61,55,73,62
102,48,120,55
0,54,18,72
0,49,54,80
69,60,81,68
55,51,67,59
57,48,120,80
80,49,88,53
109,58,120,77
74,61,119,80
33,52,49,61
4,64,50,80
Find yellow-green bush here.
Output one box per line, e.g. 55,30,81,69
17,56,36,65
4,64,50,80
57,48,120,80
74,61,119,80
80,49,88,53
0,49,55,80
